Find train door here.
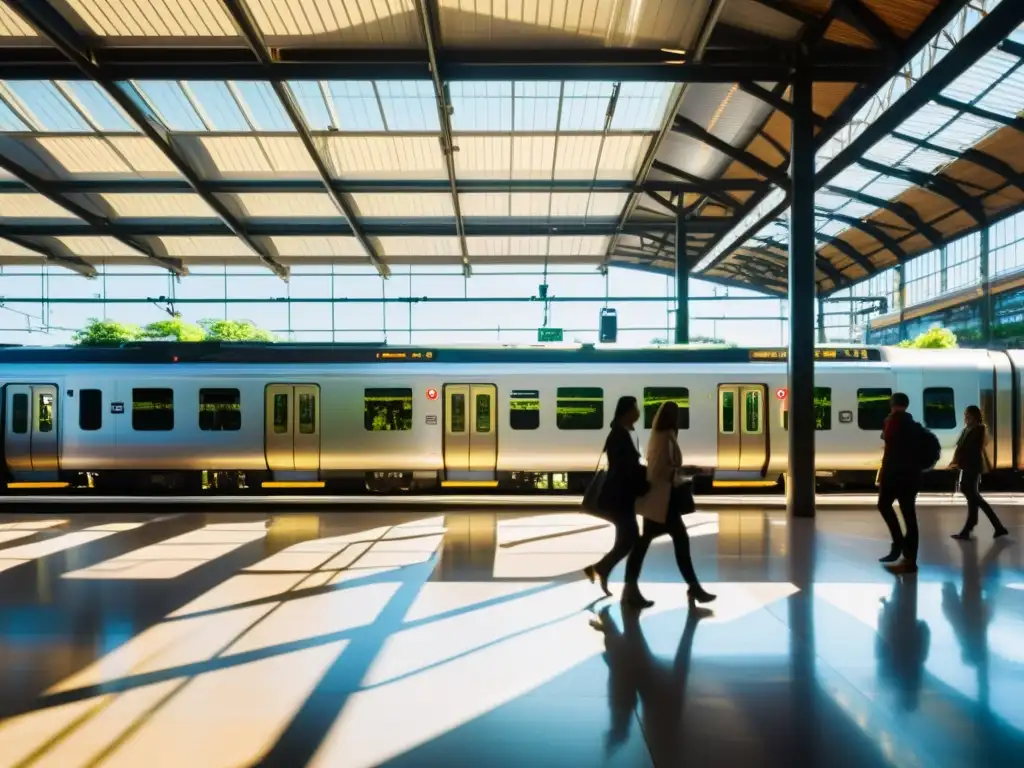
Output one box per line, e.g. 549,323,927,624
3,384,59,476
717,384,768,474
443,384,497,484
264,384,320,473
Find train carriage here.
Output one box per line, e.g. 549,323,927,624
1,342,1020,495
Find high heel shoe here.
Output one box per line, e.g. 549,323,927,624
688,586,716,604
621,583,654,609
583,565,612,597
878,546,901,563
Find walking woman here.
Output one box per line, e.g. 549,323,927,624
950,405,1009,540
584,396,648,598
621,401,716,609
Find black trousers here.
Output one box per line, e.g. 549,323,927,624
878,479,919,564
594,506,639,577
960,471,1004,533
623,511,699,588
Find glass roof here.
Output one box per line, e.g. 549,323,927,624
0,74,674,271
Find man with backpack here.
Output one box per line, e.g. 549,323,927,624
877,392,939,575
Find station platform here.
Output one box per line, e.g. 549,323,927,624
0,501,1020,767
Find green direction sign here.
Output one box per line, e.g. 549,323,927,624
538,327,564,342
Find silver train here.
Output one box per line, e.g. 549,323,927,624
1,342,1021,495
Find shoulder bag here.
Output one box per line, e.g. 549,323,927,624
581,452,615,522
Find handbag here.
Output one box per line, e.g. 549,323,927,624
670,482,696,516
581,453,615,522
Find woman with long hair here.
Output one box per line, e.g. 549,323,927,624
621,400,715,609
950,405,1009,540
583,395,648,601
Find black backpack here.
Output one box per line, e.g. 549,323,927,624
914,422,941,472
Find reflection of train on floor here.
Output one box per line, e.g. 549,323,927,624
1,343,1021,495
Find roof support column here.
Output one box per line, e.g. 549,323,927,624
817,298,826,344
787,51,816,520
895,264,906,342
674,205,689,344
980,226,992,346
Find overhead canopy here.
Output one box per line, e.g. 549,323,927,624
0,0,1011,295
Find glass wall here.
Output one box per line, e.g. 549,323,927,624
0,264,789,347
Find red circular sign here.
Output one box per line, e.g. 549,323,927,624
426,388,439,401
776,388,788,400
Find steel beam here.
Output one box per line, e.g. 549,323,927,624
675,209,689,343
415,0,470,276
673,114,790,188
981,225,992,345
812,233,876,275
856,158,986,224
823,185,942,244
5,0,284,279
650,161,747,209
0,45,885,83
737,81,827,128
0,229,97,277
788,53,816,519
932,95,1024,134
892,131,1024,196
0,217,722,238
0,142,184,276
221,0,387,278
816,209,908,261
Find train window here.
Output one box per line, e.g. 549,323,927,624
744,390,762,434
199,388,241,431
365,388,412,431
782,388,832,431
11,393,27,434
79,389,102,431
720,391,735,434
132,388,174,431
475,394,491,433
38,393,53,433
451,393,466,432
556,387,603,430
643,387,689,430
298,394,316,434
857,388,891,430
923,387,956,429
509,390,540,430
273,394,288,434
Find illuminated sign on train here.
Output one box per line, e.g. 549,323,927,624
749,348,876,362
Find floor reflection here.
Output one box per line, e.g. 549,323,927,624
0,505,1019,767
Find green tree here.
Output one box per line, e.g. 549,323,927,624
200,319,276,342
72,318,142,346
141,317,205,342
898,326,958,349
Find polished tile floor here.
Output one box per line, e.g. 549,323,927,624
0,502,1021,767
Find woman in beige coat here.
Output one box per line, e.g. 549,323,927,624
621,401,716,609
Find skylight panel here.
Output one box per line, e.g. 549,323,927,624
231,82,292,131
184,82,249,131
4,81,89,132
611,82,674,131
450,82,512,132
59,81,134,132
375,81,439,132
513,82,560,131
558,82,615,131
132,81,205,131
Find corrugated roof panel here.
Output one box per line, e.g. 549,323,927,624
928,114,999,154
511,135,556,179
466,236,547,257
0,194,77,219
610,83,675,131
513,82,561,131
900,147,955,175
193,136,317,176
0,237,41,257
450,82,513,132
324,135,445,179
249,0,424,46
134,81,205,130
553,134,602,179
863,136,919,167
459,192,509,216
378,236,461,257
976,60,1024,119
437,0,710,50
58,235,143,257
943,50,1017,105
64,0,238,37
350,193,453,217
155,236,256,258
830,164,877,191
229,192,340,218
4,81,90,132
0,5,36,37
103,136,179,175
595,134,649,179
268,235,365,257
510,192,555,217
548,236,610,256
719,0,803,41
896,101,960,140
375,81,440,131
319,81,387,131
454,135,511,179
860,176,915,202
559,82,615,131
101,193,217,219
